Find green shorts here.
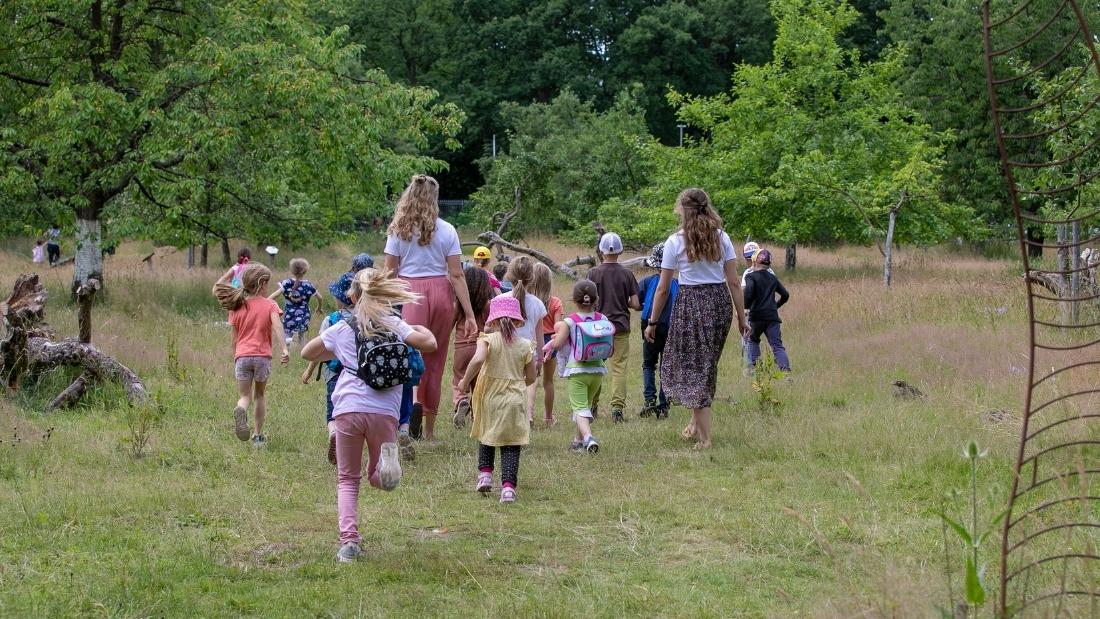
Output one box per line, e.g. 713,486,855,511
567,372,602,418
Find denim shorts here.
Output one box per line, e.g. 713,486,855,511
234,356,272,382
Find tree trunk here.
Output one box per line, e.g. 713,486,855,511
221,237,231,267
73,215,104,296
1071,221,1081,324
884,207,897,287
187,245,195,270
785,243,797,271
75,278,100,344
1026,226,1044,259
200,240,209,268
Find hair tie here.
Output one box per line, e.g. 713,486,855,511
583,294,591,304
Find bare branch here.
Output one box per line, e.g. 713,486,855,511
0,71,51,87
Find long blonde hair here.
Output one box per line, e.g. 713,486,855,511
214,263,272,310
530,262,553,308
388,175,440,246
349,268,420,337
506,256,534,320
677,188,724,263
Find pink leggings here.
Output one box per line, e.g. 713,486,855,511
334,412,398,544
401,276,455,415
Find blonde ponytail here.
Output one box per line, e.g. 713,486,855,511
506,256,534,320
350,268,420,336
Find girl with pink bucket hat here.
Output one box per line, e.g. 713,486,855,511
457,295,538,503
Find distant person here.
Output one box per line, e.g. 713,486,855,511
220,248,252,288
301,269,437,563
471,246,503,291
45,224,61,266
458,295,537,503
742,249,792,373
270,258,322,348
587,232,640,423
493,262,512,293
503,256,547,425
638,241,678,419
645,188,748,450
212,263,290,448
531,262,562,427
740,241,773,371
542,279,612,454
32,239,45,264
451,266,495,429
384,174,477,442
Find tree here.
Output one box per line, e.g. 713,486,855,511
0,1,461,292
600,0,972,269
470,88,653,239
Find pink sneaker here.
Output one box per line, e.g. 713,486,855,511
475,472,492,493
500,487,516,503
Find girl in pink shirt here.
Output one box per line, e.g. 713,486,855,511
213,263,289,447
302,268,437,564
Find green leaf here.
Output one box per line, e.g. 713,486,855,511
937,512,973,546
964,557,986,606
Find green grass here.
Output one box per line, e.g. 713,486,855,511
0,240,1025,617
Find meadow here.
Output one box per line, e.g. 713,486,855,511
0,236,1029,617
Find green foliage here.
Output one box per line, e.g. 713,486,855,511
471,88,653,238
751,352,784,411
601,0,973,252
0,0,462,283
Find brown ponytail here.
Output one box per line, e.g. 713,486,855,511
495,316,517,344
506,256,534,320
677,188,723,263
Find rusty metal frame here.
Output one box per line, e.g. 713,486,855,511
982,0,1100,615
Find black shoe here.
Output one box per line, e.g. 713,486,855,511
656,406,669,420
639,400,657,418
612,408,625,423
409,403,423,440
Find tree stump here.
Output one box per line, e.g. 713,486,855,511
1,274,149,410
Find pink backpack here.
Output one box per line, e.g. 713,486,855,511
569,312,616,362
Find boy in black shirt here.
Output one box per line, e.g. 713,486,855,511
741,249,791,372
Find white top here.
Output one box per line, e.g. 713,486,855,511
321,316,414,419
661,230,736,285
505,292,547,343
384,218,461,278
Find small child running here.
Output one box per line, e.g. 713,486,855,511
32,239,45,264
458,295,537,503
638,241,679,419
301,268,437,563
213,263,290,447
742,249,792,373
542,280,609,454
271,258,322,347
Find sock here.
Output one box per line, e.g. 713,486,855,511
502,482,515,489
479,466,493,473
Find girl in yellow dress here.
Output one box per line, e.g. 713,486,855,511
457,295,537,503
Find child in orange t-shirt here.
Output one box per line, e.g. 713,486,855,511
213,263,289,447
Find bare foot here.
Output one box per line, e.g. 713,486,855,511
680,425,696,441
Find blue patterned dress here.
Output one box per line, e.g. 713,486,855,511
279,279,318,336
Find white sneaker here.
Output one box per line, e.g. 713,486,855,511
378,442,402,491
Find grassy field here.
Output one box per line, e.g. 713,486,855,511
0,236,1028,617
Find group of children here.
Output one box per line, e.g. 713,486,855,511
210,235,792,563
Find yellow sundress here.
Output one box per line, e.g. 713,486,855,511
469,331,532,447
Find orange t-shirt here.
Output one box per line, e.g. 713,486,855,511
541,296,563,334
229,297,282,359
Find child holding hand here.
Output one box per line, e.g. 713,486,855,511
458,295,537,504
542,280,610,454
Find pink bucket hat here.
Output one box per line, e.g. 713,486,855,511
486,295,525,326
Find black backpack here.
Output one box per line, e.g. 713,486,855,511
343,316,411,390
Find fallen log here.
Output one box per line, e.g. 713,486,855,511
1,274,149,410
478,232,583,279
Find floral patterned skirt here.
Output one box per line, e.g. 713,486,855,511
660,283,733,409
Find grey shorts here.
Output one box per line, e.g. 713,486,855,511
235,356,272,382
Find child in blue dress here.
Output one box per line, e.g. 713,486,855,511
271,258,322,347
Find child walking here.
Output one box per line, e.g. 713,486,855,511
301,268,437,563
471,246,503,292
742,249,792,373
32,239,45,264
587,233,640,423
542,280,611,454
213,263,290,447
457,295,537,503
531,262,562,427
451,266,495,428
271,258,322,347
220,247,253,288
638,242,679,419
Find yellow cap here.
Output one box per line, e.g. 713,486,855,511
473,246,492,260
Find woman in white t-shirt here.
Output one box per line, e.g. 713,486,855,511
384,175,477,441
643,188,748,450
